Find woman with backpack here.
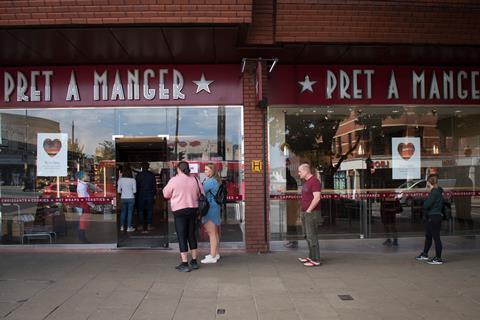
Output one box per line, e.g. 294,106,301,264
200,163,222,264
415,174,444,265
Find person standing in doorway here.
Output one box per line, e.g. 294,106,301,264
76,171,91,243
201,163,221,264
284,158,299,249
136,162,156,231
416,174,444,265
297,163,322,267
117,166,136,232
163,161,201,272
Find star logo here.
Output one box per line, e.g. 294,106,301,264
193,73,214,94
298,75,317,93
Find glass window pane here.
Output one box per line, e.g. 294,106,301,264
27,108,115,244
268,105,480,243
114,106,244,245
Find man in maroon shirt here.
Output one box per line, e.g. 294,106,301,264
297,163,322,266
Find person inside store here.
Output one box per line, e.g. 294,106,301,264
135,162,157,232
454,167,474,231
380,197,400,247
163,161,202,272
200,163,222,264
415,174,444,265
76,170,91,243
117,166,136,233
297,163,322,267
284,158,300,249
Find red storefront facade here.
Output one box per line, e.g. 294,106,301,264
1,1,480,251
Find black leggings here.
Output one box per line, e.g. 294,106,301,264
174,208,198,253
423,214,443,258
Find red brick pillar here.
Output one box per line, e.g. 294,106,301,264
243,62,270,253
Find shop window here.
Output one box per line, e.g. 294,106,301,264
268,105,480,242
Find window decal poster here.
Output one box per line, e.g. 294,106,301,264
392,137,421,180
37,133,68,177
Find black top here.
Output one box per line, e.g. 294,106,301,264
135,170,156,199
423,187,443,216
286,167,298,191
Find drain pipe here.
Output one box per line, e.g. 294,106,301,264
262,111,268,248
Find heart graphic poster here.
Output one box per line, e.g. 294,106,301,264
37,133,68,177
392,137,421,180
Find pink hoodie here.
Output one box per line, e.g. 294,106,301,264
162,174,204,212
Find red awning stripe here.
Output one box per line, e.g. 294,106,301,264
271,190,478,200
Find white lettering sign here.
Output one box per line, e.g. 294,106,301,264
3,71,53,102
66,71,80,101
326,69,374,100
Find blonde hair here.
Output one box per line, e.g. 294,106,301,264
206,163,221,183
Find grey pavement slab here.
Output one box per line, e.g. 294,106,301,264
1,237,480,320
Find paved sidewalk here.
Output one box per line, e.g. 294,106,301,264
1,239,480,320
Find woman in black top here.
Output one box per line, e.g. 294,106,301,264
416,174,444,265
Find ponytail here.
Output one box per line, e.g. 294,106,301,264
177,161,190,175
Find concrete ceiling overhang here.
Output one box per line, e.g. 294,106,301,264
1,26,480,67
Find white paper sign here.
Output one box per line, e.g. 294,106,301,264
189,163,199,174
37,133,68,177
392,137,421,180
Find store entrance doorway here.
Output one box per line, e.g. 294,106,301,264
115,137,171,248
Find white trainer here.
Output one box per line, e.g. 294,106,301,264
205,254,220,260
201,255,218,264
120,226,124,232
126,227,135,232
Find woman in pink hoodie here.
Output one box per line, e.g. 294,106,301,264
163,161,204,272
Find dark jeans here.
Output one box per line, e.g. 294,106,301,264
120,198,135,228
137,198,154,226
423,214,443,258
174,208,198,253
301,211,320,262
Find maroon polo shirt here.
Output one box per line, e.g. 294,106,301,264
301,175,322,212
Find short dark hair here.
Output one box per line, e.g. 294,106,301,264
177,161,190,175
141,162,149,170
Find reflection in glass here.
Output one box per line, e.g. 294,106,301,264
115,106,244,244
0,108,116,244
1,106,244,246
269,106,480,242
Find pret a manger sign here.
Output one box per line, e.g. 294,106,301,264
0,65,242,107
269,66,480,105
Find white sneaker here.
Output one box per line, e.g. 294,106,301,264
120,226,124,232
201,255,218,264
127,227,135,232
205,254,220,260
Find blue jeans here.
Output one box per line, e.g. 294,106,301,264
120,198,135,228
137,198,154,226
